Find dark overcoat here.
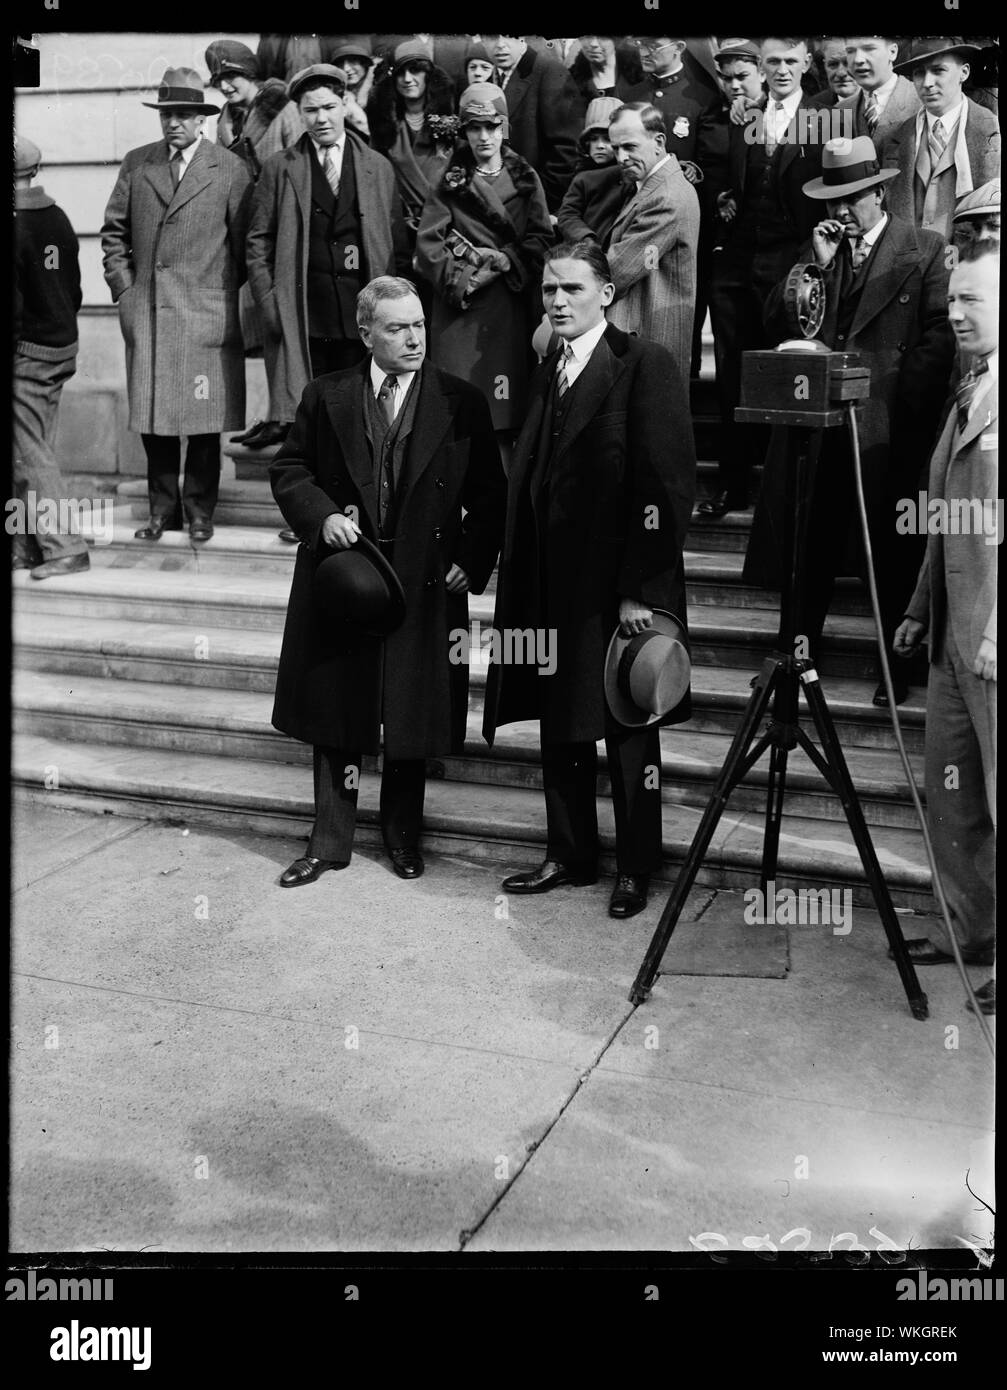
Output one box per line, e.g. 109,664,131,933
483,322,696,745
743,214,955,589
101,138,253,435
245,132,408,421
501,46,585,212
270,360,505,759
414,146,553,431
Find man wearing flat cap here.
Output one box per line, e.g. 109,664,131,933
951,177,1001,248
882,38,1001,244
744,135,956,707
484,239,695,921
101,67,253,542
269,275,505,886
246,64,409,442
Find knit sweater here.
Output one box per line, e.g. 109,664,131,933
15,186,81,350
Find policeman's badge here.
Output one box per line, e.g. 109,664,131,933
673,116,690,138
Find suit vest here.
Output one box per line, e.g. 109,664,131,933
307,144,364,340
364,370,420,538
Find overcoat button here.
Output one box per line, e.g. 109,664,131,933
433,527,443,540
434,477,445,488
898,293,910,303
897,342,907,351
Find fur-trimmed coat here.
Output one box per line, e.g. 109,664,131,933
366,65,458,231
414,144,553,430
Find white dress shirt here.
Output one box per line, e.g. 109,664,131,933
369,358,417,421
558,317,608,388
766,87,803,146
311,134,346,183
169,133,202,179
968,349,997,422
868,71,899,118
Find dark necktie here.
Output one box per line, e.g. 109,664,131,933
955,358,990,434
850,235,869,272
378,373,398,426
555,343,573,400
169,149,183,186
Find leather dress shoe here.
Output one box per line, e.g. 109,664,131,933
189,519,214,543
502,859,597,893
279,856,338,887
30,551,91,580
245,420,291,449
230,419,266,445
13,552,39,570
966,979,995,1016
696,490,746,519
134,516,176,540
390,847,424,879
873,680,908,708
888,937,995,967
278,528,299,543
609,874,650,918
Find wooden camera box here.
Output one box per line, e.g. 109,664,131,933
736,349,870,428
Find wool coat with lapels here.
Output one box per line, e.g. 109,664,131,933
269,358,505,760
414,143,553,430
483,321,696,747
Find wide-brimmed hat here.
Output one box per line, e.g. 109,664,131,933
954,177,1000,221
604,610,691,728
458,81,509,136
288,63,348,104
204,40,259,85
802,136,899,199
894,37,981,72
15,134,42,173
581,96,622,141
142,66,220,113
715,38,761,64
312,535,406,639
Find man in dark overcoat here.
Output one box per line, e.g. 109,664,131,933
269,276,505,885
245,64,409,437
483,240,696,920
101,66,253,542
743,136,956,705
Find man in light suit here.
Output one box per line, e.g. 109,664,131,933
882,38,1001,244
893,240,997,1010
605,102,700,387
838,36,921,147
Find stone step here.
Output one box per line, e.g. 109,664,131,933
12,554,901,681
116,477,286,530
12,733,932,910
12,668,929,831
13,606,925,753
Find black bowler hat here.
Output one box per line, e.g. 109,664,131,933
312,534,406,638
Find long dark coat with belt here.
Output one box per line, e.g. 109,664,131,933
269,360,505,759
483,322,696,746
245,131,409,422
101,137,253,435
414,144,553,431
743,213,955,590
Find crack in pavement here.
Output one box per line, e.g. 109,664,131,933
456,1001,640,1251
12,817,149,891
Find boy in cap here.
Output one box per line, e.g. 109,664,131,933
13,135,90,578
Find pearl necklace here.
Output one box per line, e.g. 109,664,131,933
474,162,504,177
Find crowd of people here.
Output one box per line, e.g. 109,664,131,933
12,35,998,1006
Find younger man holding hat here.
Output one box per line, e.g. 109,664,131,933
101,67,253,542
484,239,695,920
882,38,1000,244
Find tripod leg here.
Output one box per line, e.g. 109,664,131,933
799,668,929,1020
761,740,789,899
628,657,782,1004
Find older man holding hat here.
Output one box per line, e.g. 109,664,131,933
246,63,408,443
101,67,253,542
882,38,1000,243
745,134,956,706
268,275,505,885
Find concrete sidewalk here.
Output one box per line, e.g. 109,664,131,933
11,799,994,1254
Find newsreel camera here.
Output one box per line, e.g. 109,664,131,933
629,263,929,1020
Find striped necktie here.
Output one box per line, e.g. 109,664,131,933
322,147,340,197
928,117,947,162
863,91,879,135
556,343,573,399
850,235,869,272
955,358,990,434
